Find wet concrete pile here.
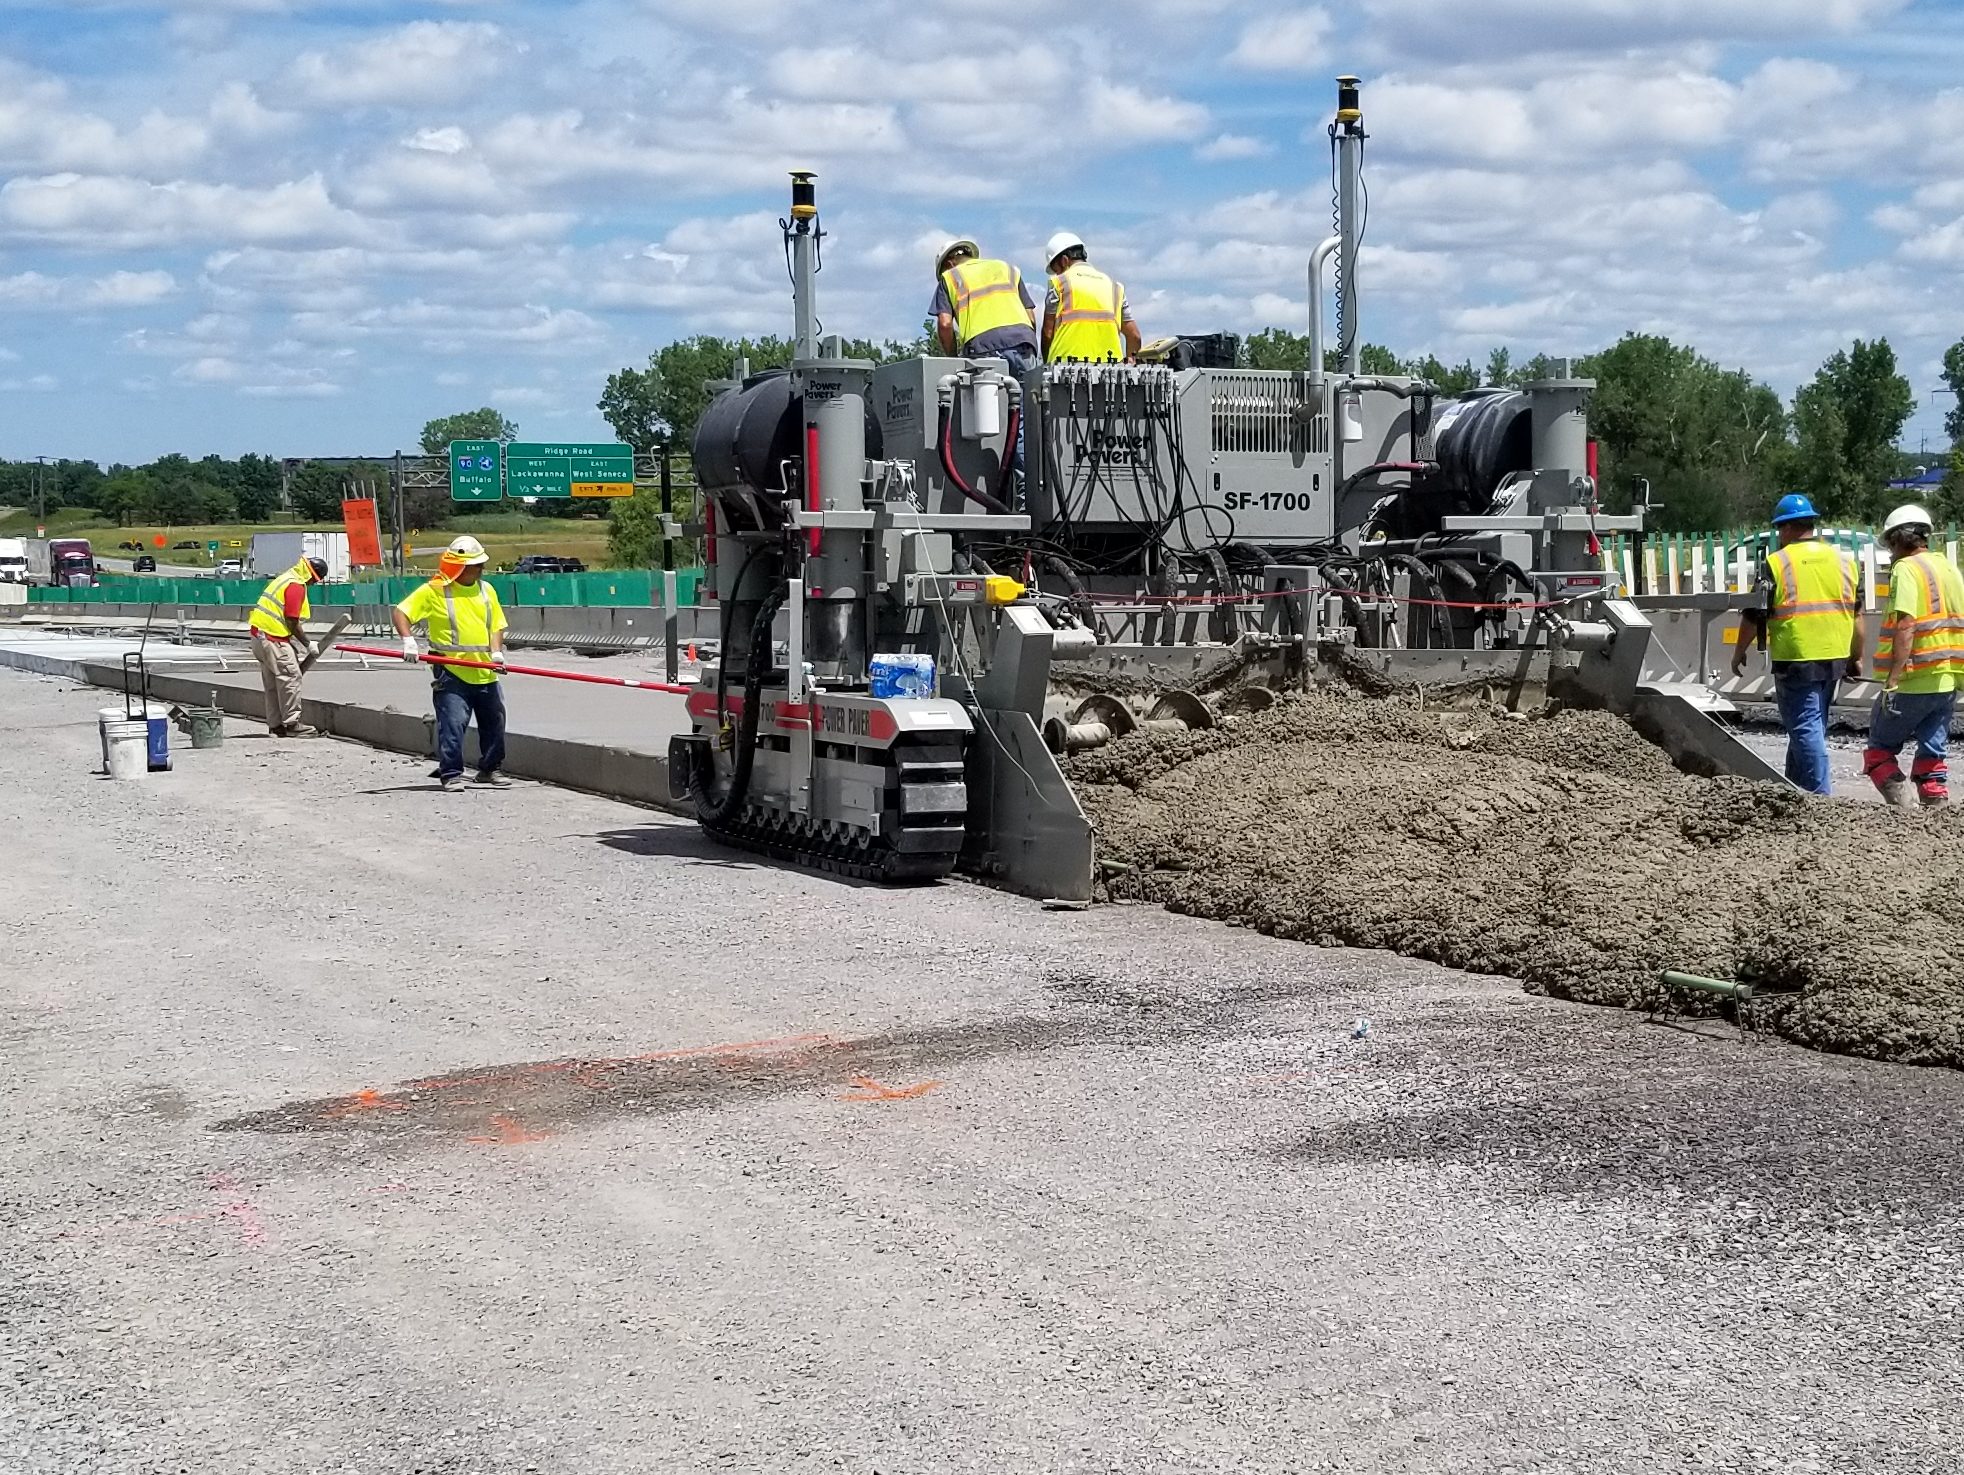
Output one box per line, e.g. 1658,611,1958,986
1071,689,1964,1070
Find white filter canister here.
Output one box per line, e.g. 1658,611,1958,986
963,378,1003,440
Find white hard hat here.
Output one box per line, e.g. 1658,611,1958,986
1046,230,1086,266
1883,503,1935,537
936,238,979,276
446,534,490,565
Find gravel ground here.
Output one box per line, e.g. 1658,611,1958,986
5,669,1964,1474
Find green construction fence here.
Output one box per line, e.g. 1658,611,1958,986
54,568,702,609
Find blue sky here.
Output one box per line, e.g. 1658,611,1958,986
2,0,1962,466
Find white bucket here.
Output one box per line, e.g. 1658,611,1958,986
103,719,150,781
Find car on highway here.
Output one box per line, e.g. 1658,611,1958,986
133,554,157,573
215,558,245,578
512,554,588,575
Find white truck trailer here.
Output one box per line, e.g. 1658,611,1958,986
249,531,351,583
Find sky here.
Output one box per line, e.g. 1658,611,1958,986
2,0,1963,466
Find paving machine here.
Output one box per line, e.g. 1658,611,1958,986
674,78,1779,902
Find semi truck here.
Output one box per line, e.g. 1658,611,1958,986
0,537,26,584
26,537,96,587
249,530,350,583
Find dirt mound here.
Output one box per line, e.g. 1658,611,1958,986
1074,691,1964,1071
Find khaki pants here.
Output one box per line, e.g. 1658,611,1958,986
252,631,304,731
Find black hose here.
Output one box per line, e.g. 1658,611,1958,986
695,585,785,828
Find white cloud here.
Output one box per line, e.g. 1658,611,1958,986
207,82,296,140
0,268,178,308
287,21,512,107
1228,10,1331,72
0,63,209,174
0,172,364,248
0,373,60,392
1195,133,1271,162
404,126,471,155
1084,81,1208,145
1360,0,1911,55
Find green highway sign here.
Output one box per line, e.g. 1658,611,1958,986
504,441,634,499
206,540,220,555
449,439,503,501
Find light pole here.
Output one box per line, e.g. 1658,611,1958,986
33,454,49,523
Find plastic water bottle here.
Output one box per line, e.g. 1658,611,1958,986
1351,1017,1371,1040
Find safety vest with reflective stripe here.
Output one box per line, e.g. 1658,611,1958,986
1046,264,1125,363
1875,550,1964,683
248,562,312,639
1765,539,1857,662
942,258,1028,347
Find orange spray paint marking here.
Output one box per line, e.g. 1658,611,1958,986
467,1114,550,1146
322,1087,408,1119
839,1076,944,1103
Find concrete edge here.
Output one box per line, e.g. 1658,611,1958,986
0,644,691,820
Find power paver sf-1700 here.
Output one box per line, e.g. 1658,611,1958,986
671,77,1777,901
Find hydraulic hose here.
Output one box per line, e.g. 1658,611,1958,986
936,388,1012,516
695,584,785,828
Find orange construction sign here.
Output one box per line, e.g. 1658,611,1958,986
341,498,383,566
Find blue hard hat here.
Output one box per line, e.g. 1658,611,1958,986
1771,493,1819,525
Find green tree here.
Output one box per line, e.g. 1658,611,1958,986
234,453,283,521
1791,339,1914,522
1939,338,1964,445
419,408,518,457
1403,354,1480,394
1576,334,1791,528
1242,327,1312,370
287,461,350,522
1484,347,1513,387
606,491,663,567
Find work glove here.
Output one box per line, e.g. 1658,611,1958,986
400,634,420,664
491,651,507,671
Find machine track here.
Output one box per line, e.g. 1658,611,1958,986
694,736,968,885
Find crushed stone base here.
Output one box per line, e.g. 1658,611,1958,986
1072,690,1964,1071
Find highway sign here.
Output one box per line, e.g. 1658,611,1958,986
449,439,503,501
504,441,634,499
206,540,220,555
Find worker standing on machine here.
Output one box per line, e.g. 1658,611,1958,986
931,239,1040,373
1041,230,1141,363
392,535,511,792
247,553,329,738
1730,493,1860,795
1863,503,1964,808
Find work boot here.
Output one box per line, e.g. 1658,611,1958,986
1879,776,1916,809
438,775,466,792
1920,788,1948,809
473,771,512,788
286,724,320,738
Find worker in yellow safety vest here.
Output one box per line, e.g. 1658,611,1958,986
1864,503,1964,808
391,535,512,792
931,238,1040,373
1730,493,1861,795
246,554,329,737
1041,230,1142,364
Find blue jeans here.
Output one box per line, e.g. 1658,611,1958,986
1864,688,1954,799
1771,659,1841,795
977,342,1039,490
433,670,506,779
